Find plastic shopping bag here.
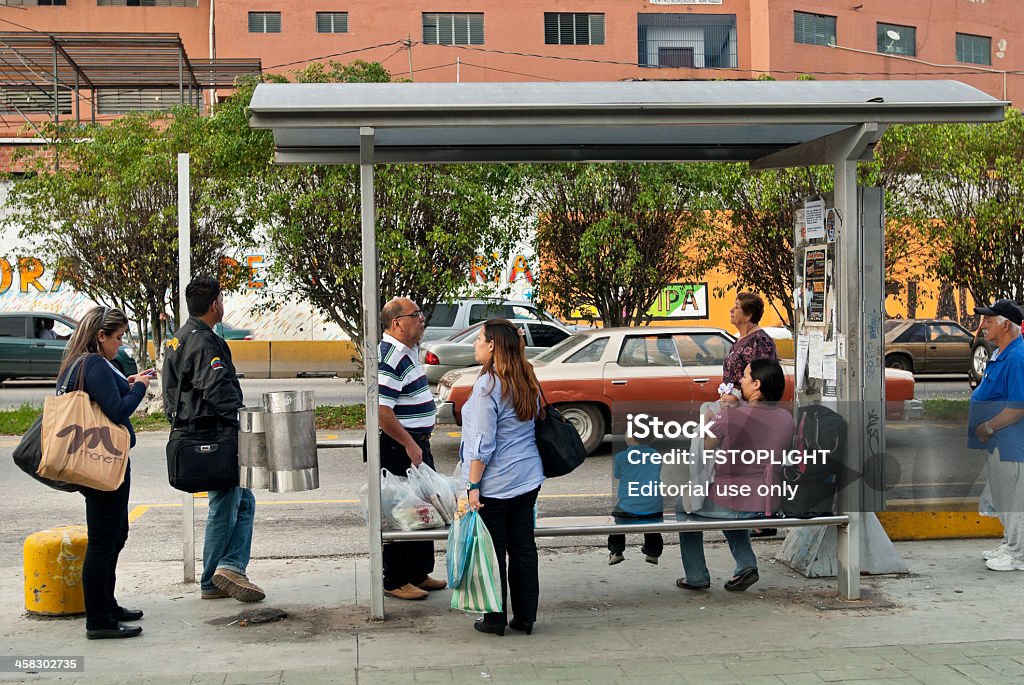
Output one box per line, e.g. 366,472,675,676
450,511,503,614
385,469,444,531
407,463,458,525
446,509,478,589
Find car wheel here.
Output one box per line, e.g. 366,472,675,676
557,403,605,455
970,344,989,388
885,354,913,373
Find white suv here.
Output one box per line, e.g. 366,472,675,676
421,298,567,343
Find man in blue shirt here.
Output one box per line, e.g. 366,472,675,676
969,299,1024,571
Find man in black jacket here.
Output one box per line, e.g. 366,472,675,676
163,277,263,602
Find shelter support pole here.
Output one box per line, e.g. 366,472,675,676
832,123,883,599
178,153,196,584
360,127,385,620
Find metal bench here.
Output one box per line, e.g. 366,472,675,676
381,513,850,541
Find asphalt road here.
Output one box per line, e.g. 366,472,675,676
0,417,987,571
0,375,972,410
0,377,369,410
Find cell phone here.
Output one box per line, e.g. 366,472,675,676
142,369,157,377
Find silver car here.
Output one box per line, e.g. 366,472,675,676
419,319,572,383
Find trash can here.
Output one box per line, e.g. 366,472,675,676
24,526,87,616
239,406,269,490
263,390,318,493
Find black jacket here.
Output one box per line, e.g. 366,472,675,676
162,317,243,432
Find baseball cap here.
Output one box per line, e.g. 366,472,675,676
974,298,1024,326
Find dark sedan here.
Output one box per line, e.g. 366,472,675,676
884,319,974,375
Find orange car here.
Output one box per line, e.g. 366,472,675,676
435,327,917,454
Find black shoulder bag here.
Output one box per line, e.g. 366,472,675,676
165,330,240,493
534,388,587,478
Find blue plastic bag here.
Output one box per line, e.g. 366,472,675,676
446,510,477,589
450,512,503,614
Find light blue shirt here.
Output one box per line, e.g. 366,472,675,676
459,373,545,499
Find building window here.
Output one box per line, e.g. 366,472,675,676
956,32,991,65
794,11,835,47
544,13,604,45
637,13,737,68
1,0,67,5
97,0,197,5
877,22,915,56
249,11,282,33
96,89,190,114
316,11,348,34
422,12,484,45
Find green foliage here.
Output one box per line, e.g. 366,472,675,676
528,164,714,327
921,398,969,422
0,403,41,436
796,74,816,81
315,404,366,430
3,107,251,366
868,108,1024,305
692,164,833,327
219,64,529,354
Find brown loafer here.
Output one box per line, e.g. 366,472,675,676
212,569,266,603
384,583,429,600
417,576,447,591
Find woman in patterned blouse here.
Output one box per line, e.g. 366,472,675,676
720,293,779,408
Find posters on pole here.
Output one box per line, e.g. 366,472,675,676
803,246,828,323
804,198,826,240
796,335,810,390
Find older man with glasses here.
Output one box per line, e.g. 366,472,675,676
372,297,446,600
969,299,1024,572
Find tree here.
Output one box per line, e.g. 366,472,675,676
527,163,714,328
218,63,530,354
867,109,1024,307
4,107,246,367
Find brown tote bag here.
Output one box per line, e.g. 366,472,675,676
38,355,131,492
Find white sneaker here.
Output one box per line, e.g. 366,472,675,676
985,552,1024,572
983,542,1008,560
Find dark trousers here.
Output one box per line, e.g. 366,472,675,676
379,431,435,590
478,487,540,626
80,463,131,630
607,511,664,557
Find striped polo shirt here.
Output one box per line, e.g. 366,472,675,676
378,332,437,431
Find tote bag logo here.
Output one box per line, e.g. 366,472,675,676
55,424,125,460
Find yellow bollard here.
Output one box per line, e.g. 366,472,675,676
24,526,88,616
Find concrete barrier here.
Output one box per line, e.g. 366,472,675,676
24,526,87,616
878,511,1004,541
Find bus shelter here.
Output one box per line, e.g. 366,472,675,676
247,80,1005,619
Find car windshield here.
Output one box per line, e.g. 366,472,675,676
533,333,588,364
884,320,904,333
448,323,486,343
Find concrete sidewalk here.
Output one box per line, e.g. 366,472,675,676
2,537,1023,684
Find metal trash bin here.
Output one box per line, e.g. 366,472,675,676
239,406,269,490
263,390,318,492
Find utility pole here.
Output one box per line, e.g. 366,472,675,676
405,36,413,82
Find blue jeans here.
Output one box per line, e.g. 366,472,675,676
201,487,256,591
677,499,761,586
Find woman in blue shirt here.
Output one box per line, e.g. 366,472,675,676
461,319,545,636
59,306,154,640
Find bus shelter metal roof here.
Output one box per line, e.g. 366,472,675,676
248,80,1005,166
245,79,1006,620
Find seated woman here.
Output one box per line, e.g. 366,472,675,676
676,358,795,593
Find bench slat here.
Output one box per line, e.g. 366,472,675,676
381,513,850,542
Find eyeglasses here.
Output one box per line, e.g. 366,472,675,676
394,310,424,321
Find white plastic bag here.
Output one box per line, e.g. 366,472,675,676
386,469,444,531
408,463,458,525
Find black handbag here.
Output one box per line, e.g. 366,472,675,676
165,330,240,493
11,355,91,493
535,391,587,478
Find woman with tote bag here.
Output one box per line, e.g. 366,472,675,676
57,306,154,640
459,319,545,637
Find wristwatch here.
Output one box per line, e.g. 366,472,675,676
467,481,481,491
984,421,996,436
